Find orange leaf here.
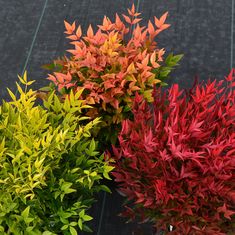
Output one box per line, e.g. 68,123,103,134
66,49,77,55
148,20,155,35
87,24,94,37
66,35,78,40
133,24,141,38
47,74,57,83
131,86,140,92
122,14,132,24
160,12,169,25
154,12,168,28
64,20,75,34
160,24,171,30
142,55,149,68
76,25,82,39
115,13,123,27
132,18,142,25
158,48,165,61
54,72,64,83
131,3,135,15
128,4,141,17
127,63,137,74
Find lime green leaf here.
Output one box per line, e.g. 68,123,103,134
83,215,93,221
7,88,17,101
42,231,54,235
79,209,85,218
78,219,83,230
69,227,78,235
61,224,69,230
21,206,30,218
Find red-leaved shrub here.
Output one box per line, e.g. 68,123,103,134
112,70,235,234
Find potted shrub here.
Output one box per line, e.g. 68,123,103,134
0,73,113,234
42,4,182,146
111,70,235,234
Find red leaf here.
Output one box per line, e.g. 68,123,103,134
225,68,235,81
217,204,235,220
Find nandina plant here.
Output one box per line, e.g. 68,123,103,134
112,70,235,234
0,73,113,234
43,4,182,144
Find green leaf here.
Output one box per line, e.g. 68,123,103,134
70,226,78,235
103,171,111,180
42,232,53,235
21,206,30,218
78,218,83,230
0,74,113,234
79,209,85,218
41,63,56,70
105,165,114,172
7,88,17,101
83,215,93,221
74,88,84,100
160,68,171,78
70,222,77,227
160,82,168,87
82,224,93,233
61,224,69,230
99,185,112,193
172,54,183,63
89,138,96,154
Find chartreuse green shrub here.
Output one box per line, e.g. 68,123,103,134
0,73,113,234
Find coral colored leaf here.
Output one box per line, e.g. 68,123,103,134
154,12,168,29
160,24,171,30
159,12,168,25
64,20,75,34
87,24,94,37
130,3,135,15
115,13,122,26
154,12,169,28
76,25,82,39
66,35,78,40
148,20,155,35
122,14,132,24
127,63,137,74
132,18,142,25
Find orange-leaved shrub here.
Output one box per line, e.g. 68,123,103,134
112,70,235,234
44,4,182,144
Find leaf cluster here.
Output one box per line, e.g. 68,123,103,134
43,4,183,145
112,71,235,234
0,74,114,234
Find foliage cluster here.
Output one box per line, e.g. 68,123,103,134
44,4,182,143
0,74,113,234
112,71,235,234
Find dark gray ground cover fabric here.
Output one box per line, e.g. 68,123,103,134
0,0,233,234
